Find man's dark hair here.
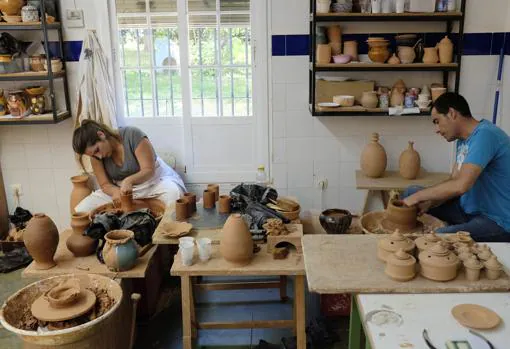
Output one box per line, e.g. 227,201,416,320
433,92,472,117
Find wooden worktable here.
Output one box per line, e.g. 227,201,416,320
23,229,157,278
302,235,510,294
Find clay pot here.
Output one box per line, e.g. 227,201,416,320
23,214,59,270
415,232,442,252
388,53,401,64
431,87,447,102
422,47,439,64
343,40,358,61
390,89,404,107
368,43,390,63
361,91,379,108
437,36,454,64
377,230,416,262
0,0,24,15
220,214,254,266
103,230,139,272
66,212,96,257
207,184,220,201
218,195,232,214
44,278,81,308
397,46,416,64
478,249,493,262
484,256,503,280
70,175,91,214
203,189,216,209
330,42,342,56
458,251,474,263
399,141,421,179
463,256,483,281
360,132,387,178
326,25,341,43
183,192,197,215
385,199,418,230
392,79,407,95
418,242,459,281
175,199,189,221
385,249,417,281
120,191,134,212
316,44,332,64
319,209,352,234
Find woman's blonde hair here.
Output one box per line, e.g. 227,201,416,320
72,120,120,169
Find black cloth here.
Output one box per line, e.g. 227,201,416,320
0,247,32,273
8,207,32,230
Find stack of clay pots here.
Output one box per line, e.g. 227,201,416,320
418,241,459,281
377,230,415,262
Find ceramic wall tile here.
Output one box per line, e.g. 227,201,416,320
28,169,60,220
272,111,287,138
286,109,314,137
287,160,314,188
312,186,342,212
50,143,78,170
285,83,308,112
313,137,341,162
287,187,315,211
3,125,49,144
272,138,286,164
313,161,340,188
271,0,309,35
0,144,27,169
285,138,314,163
272,56,308,84
339,162,359,188
338,187,366,215
464,0,508,33
459,56,498,115
1,169,31,212
271,163,288,188
47,118,74,145
24,144,53,169
272,83,287,112
338,136,366,163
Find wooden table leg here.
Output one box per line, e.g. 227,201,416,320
181,276,193,349
190,277,197,339
348,294,362,349
280,275,288,302
362,190,371,215
294,275,306,349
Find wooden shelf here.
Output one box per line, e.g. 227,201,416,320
0,70,65,81
0,22,61,30
314,63,459,72
0,111,70,125
313,11,463,22
312,105,431,117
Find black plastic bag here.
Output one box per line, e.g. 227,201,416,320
230,183,278,211
8,207,32,230
119,209,156,247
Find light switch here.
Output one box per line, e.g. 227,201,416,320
66,9,85,28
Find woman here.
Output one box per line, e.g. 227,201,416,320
72,120,186,212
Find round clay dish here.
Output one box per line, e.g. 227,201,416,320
31,289,96,322
451,304,501,330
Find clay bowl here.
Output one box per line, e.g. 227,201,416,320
44,279,81,308
319,209,352,234
332,54,352,64
333,95,355,107
0,274,122,346
395,34,418,47
89,198,166,222
3,15,22,23
25,86,46,96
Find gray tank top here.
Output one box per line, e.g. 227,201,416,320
103,127,156,182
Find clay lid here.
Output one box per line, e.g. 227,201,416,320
458,251,474,262
419,241,458,268
416,232,442,250
387,248,416,267
456,231,473,244
379,230,416,253
455,244,471,254
485,256,502,270
464,256,483,270
439,36,453,46
429,241,450,256
478,249,493,261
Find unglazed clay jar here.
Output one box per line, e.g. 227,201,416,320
423,47,439,63
220,214,253,266
377,230,415,262
484,256,503,280
207,184,220,201
24,214,59,270
437,36,454,64
316,44,332,64
415,232,442,252
343,40,358,61
397,46,416,64
418,242,459,281
360,132,387,178
464,256,483,281
183,192,197,215
70,175,91,214
203,189,216,209
66,212,96,257
384,199,418,230
361,91,379,108
218,195,232,214
175,199,189,221
385,249,417,281
388,53,401,64
399,141,421,179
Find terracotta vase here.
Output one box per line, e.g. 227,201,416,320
0,0,24,15
203,189,216,209
368,43,390,63
220,214,253,266
361,91,379,108
464,256,483,281
316,44,332,64
207,184,220,201
399,141,421,179
418,242,459,281
422,47,439,64
103,230,139,272
218,195,232,214
397,46,416,64
66,212,96,257
175,199,189,221
385,199,418,230
23,214,59,270
360,132,387,178
415,232,442,252
343,40,358,61
390,89,405,107
385,249,417,281
437,36,454,64
120,191,134,212
183,192,197,215
388,53,401,64
70,175,91,214
377,230,416,262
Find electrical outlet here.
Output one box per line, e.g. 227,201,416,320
10,184,22,196
66,9,85,28
316,178,328,190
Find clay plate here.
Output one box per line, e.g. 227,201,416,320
160,221,193,238
451,304,501,330
31,289,96,322
360,211,445,235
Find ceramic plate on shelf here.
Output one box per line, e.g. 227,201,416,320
451,304,501,330
318,102,340,108
317,76,351,82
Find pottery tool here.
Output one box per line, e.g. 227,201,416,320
469,330,495,349
129,293,141,349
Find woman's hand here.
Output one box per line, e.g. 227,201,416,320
111,187,122,204
120,180,133,195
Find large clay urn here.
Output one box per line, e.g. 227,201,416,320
70,175,91,214
399,141,421,179
103,230,139,272
220,214,253,266
0,0,24,15
66,212,97,257
437,36,454,64
23,214,59,270
360,133,387,178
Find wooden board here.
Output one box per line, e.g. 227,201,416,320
0,111,69,123
315,11,462,18
171,245,305,277
356,170,450,191
315,63,458,69
302,235,510,294
23,229,157,279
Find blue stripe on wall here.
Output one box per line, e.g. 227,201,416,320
47,41,83,62
273,32,510,56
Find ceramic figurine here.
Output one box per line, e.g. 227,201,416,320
399,141,421,179
360,132,387,178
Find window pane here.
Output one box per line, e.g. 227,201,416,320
124,70,141,99
120,29,139,67
191,68,218,116
220,0,250,11
222,98,233,116
150,0,177,12
141,70,152,99
153,28,179,67
189,0,216,12
232,68,247,98
174,99,183,116
127,100,142,117
116,0,145,13
138,29,151,67
220,13,250,25
231,27,249,65
171,70,182,98
221,68,233,98
118,17,147,26
143,100,154,117
157,99,168,116
156,69,170,99
189,26,217,66
150,16,178,26
234,98,248,116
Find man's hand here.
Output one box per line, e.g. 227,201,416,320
416,200,434,215
402,193,420,208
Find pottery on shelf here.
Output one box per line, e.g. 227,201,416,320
343,40,358,61
183,192,197,215
316,44,332,64
203,189,216,209
390,89,405,107
418,241,459,281
30,55,45,72
437,36,454,64
399,141,421,180
377,230,416,262
43,58,63,73
431,87,447,102
66,212,96,257
484,256,503,280
423,47,439,64
367,40,390,63
218,195,232,214
103,230,139,272
392,79,407,94
326,25,342,55
21,4,39,22
383,199,418,231
463,256,483,281
397,46,416,64
360,132,387,178
361,91,379,108
7,90,27,117
207,184,220,201
23,214,59,270
0,0,24,16
333,95,355,107
388,53,401,64
70,175,91,215
332,54,352,64
319,209,352,234
385,249,417,281
175,198,189,221
415,232,442,252
220,214,254,266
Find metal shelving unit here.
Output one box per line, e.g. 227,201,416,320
309,0,467,117
0,1,71,125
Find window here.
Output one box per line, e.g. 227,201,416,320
114,0,252,118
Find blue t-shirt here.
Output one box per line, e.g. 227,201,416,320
456,120,510,231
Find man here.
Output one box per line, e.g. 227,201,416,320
402,92,510,242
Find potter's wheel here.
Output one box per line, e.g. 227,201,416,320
360,211,445,235
379,218,424,234
31,289,96,322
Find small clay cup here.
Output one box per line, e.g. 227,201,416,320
183,192,197,215
207,184,219,201
218,195,232,214
203,190,216,209
175,199,189,221
120,191,134,212
464,256,483,281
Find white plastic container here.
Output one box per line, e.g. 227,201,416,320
409,0,435,12
179,241,195,266
255,165,267,185
197,238,212,262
